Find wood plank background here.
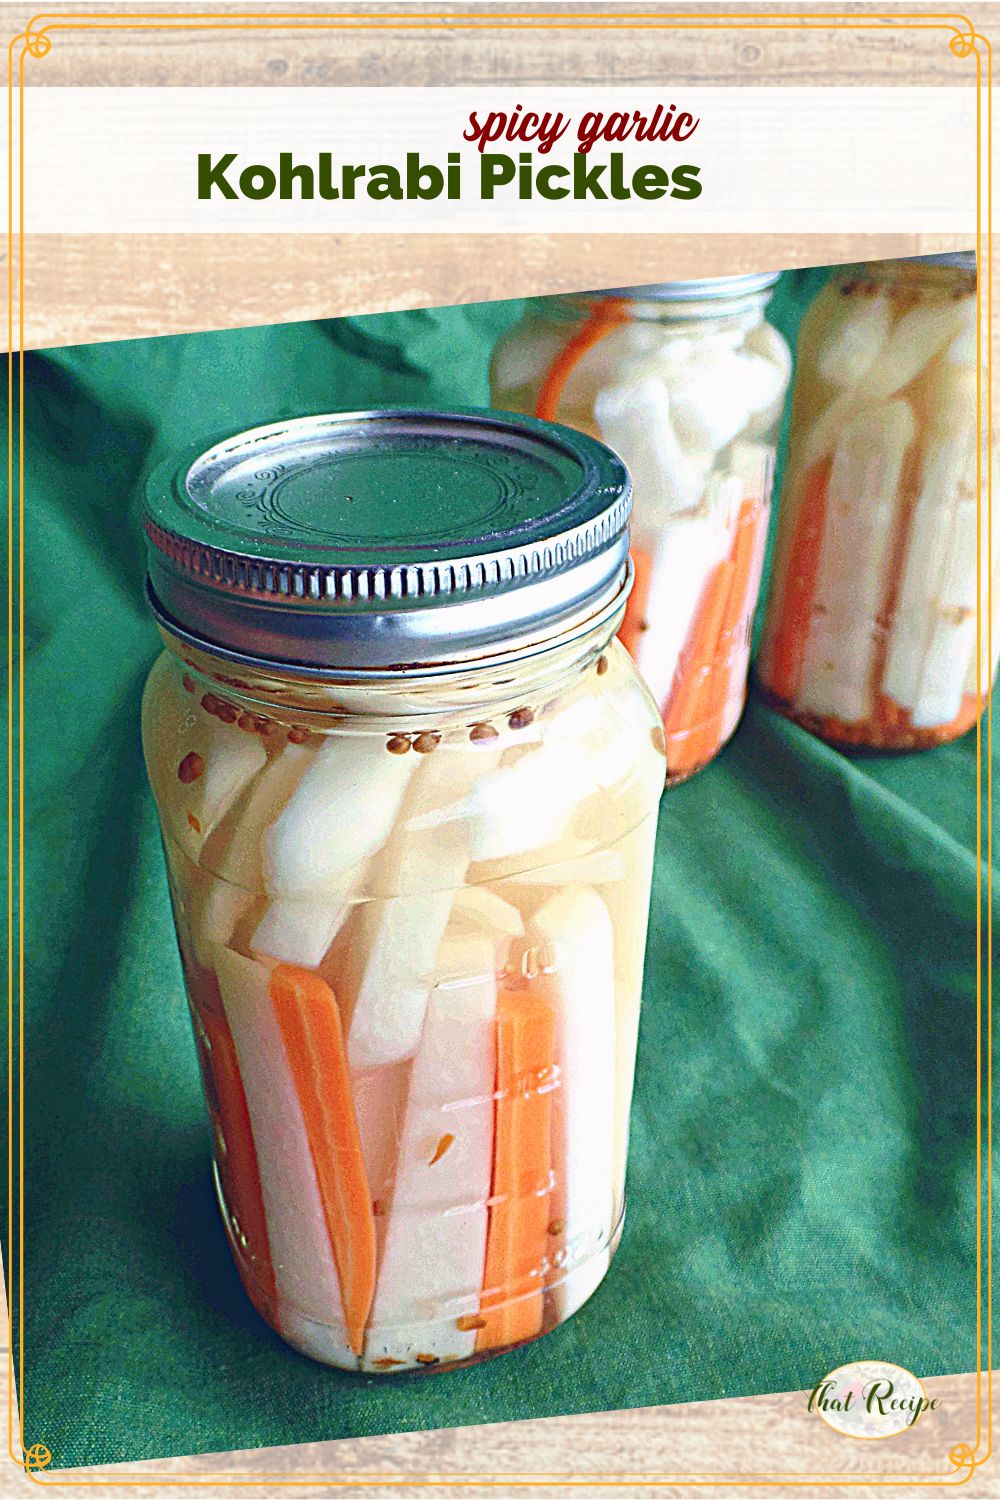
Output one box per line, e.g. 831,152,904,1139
10,232,977,349
2,1356,996,1497
4,3,995,1492
4,2,981,89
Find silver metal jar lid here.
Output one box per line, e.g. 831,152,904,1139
144,407,631,675
593,272,781,303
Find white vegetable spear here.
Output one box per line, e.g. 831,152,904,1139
252,876,357,969
882,364,980,726
594,372,707,524
815,292,892,388
211,740,316,890
860,297,976,401
796,399,915,722
363,928,497,1370
344,741,502,1070
263,735,415,895
528,886,617,1322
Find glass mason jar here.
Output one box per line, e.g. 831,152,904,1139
141,409,665,1374
756,252,996,749
490,275,791,783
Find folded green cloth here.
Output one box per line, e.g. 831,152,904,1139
9,286,991,1469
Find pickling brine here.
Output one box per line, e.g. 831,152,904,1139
756,253,996,749
141,409,663,1372
491,276,791,782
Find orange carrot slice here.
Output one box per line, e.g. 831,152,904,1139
662,545,737,775
764,458,831,706
269,963,376,1356
676,497,763,772
874,694,911,735
534,298,629,422
954,692,984,738
618,545,654,659
477,985,556,1352
195,1002,278,1320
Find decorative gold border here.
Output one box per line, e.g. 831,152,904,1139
5,6,994,1489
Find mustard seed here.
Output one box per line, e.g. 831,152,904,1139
200,693,220,716
508,706,534,731
182,673,196,693
650,725,667,757
237,713,256,732
386,735,411,755
456,1314,487,1332
596,655,609,676
413,731,441,754
215,701,238,724
469,722,499,744
178,752,205,784
287,726,312,745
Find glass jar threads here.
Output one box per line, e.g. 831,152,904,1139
141,409,665,1373
756,253,995,749
490,275,791,783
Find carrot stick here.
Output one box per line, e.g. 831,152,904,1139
954,692,983,738
662,546,737,774
269,963,376,1356
874,694,911,735
534,298,629,422
477,985,556,1352
197,1002,278,1320
676,497,763,771
618,546,654,659
764,458,831,706
872,435,924,734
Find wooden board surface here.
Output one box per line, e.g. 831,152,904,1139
0,1351,996,1496
7,231,977,349
3,2,981,89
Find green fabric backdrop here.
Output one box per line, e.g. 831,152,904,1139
8,275,992,1469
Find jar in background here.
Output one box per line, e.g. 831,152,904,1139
756,253,996,749
141,409,665,1374
491,275,791,783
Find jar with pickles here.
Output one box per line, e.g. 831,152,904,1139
490,275,791,782
142,409,665,1373
756,252,996,748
